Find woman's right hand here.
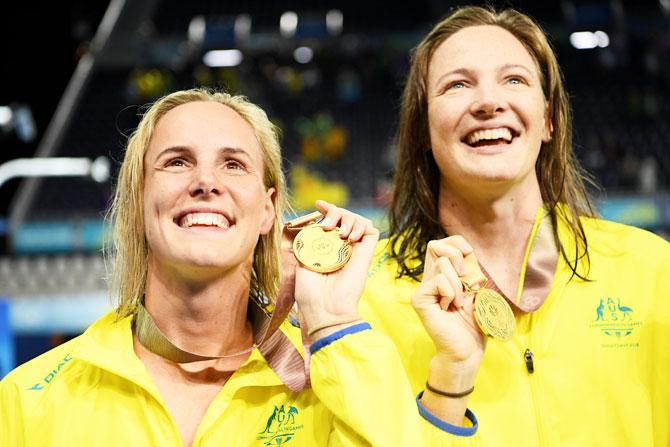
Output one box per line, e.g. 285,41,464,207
411,236,486,395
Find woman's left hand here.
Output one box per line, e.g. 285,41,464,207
293,200,379,339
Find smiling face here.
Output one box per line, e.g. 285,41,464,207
427,25,552,195
142,101,275,280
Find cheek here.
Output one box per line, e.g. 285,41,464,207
428,100,463,142
430,147,455,180
142,183,176,240
523,94,549,131
145,181,178,213
428,103,448,132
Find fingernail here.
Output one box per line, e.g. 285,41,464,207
321,217,333,227
456,262,466,276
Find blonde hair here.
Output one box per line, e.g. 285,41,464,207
390,5,596,281
107,88,287,317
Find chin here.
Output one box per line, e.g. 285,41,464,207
183,252,238,269
459,166,513,183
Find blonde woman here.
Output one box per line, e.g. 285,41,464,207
1,89,456,445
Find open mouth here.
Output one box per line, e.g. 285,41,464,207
463,127,518,148
175,212,231,229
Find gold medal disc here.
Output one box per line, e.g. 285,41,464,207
293,225,352,273
473,288,516,341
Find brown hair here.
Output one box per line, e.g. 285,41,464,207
390,5,596,280
107,88,287,317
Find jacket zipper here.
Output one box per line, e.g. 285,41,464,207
524,349,534,373
525,313,546,445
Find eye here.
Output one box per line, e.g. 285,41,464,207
506,76,526,86
447,80,467,91
224,159,245,170
165,157,187,167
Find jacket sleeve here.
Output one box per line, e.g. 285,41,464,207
309,324,481,446
652,246,670,447
0,375,26,446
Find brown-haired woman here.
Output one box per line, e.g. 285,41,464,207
361,5,670,445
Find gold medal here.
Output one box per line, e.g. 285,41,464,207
472,288,515,341
293,224,352,273
461,253,516,341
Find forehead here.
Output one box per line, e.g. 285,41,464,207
429,25,539,79
147,101,263,160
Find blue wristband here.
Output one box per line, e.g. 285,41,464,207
416,391,478,436
309,322,372,354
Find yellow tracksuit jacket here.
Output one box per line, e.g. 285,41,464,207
1,311,462,446
361,215,670,446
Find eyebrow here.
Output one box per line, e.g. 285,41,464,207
154,146,252,161
434,63,535,88
499,63,534,76
434,68,475,87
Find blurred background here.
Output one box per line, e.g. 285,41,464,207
1,0,669,375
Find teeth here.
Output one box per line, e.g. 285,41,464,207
179,213,229,229
466,127,513,145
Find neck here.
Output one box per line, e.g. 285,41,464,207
142,260,254,358
438,177,543,260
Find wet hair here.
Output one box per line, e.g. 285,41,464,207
390,5,596,281
107,88,287,317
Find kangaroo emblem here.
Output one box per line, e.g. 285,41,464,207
595,298,604,321
260,406,280,434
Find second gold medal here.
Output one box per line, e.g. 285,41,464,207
461,253,516,341
293,224,352,273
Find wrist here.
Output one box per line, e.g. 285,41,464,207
419,388,471,426
307,315,363,339
427,353,479,395
425,381,474,398
309,321,371,355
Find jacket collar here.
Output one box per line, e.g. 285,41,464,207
72,311,288,395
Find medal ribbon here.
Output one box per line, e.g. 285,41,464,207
133,213,325,392
468,207,557,313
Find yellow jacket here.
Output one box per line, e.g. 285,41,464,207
1,310,460,446
361,215,670,446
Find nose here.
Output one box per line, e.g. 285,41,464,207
189,166,221,197
469,85,506,117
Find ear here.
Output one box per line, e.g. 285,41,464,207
259,187,276,235
542,106,554,143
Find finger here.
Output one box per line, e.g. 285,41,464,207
434,274,457,311
455,306,482,339
446,235,474,256
426,238,472,275
347,217,373,242
314,199,332,213
344,225,380,274
425,239,466,273
315,200,340,229
424,247,464,280
434,257,466,308
426,240,466,275
438,296,453,311
455,293,482,338
412,274,456,311
337,212,356,239
424,240,440,273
